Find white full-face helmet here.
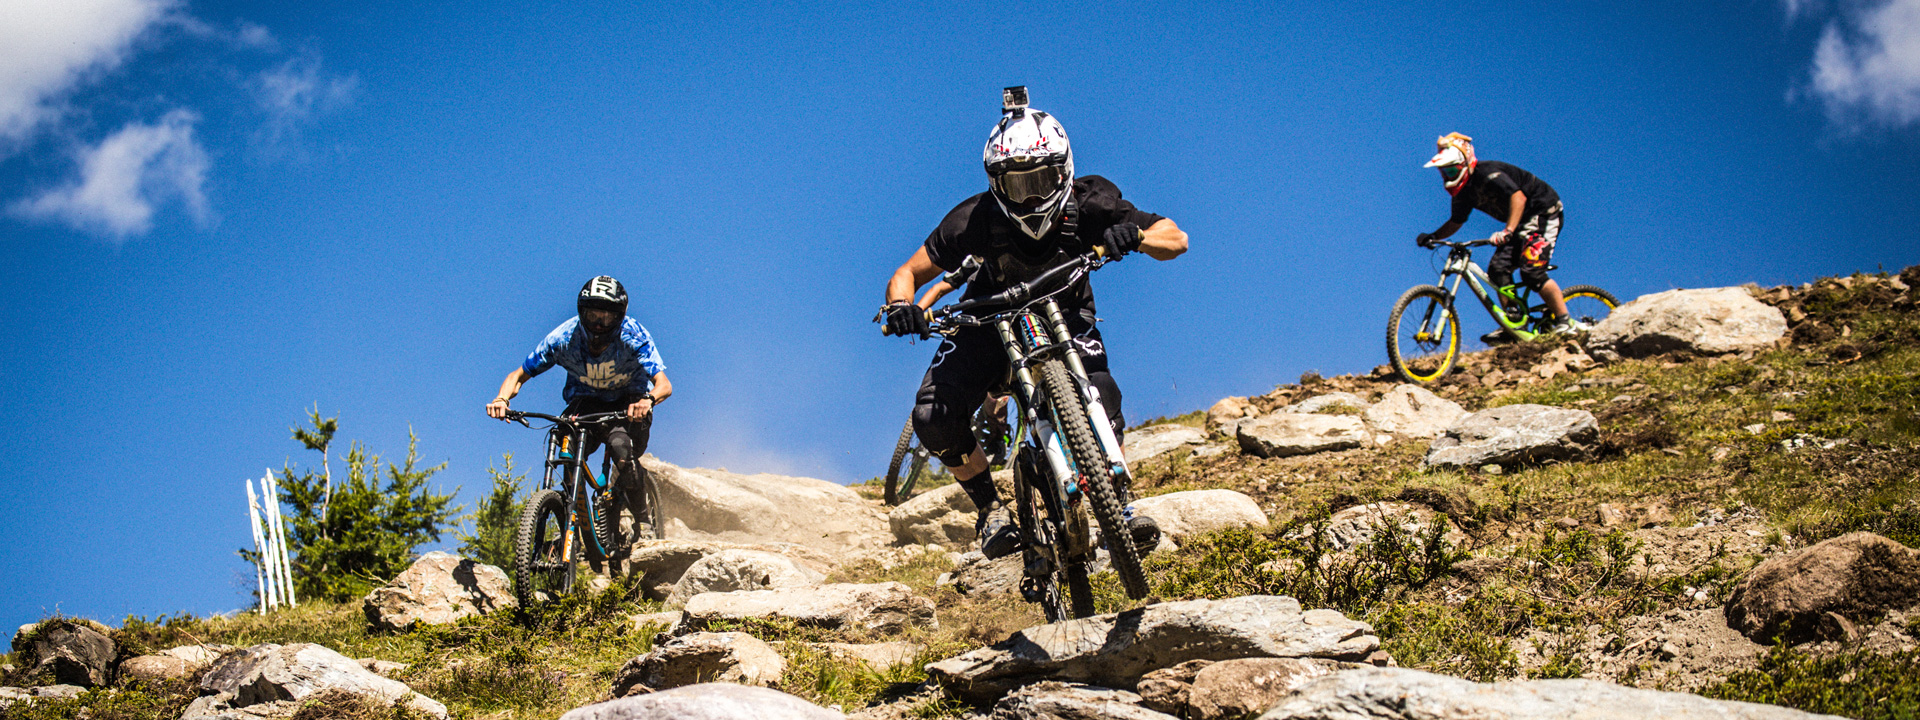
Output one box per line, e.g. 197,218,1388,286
984,87,1074,239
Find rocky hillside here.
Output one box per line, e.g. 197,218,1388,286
4,268,1918,720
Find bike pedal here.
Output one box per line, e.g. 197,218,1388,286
1019,576,1047,603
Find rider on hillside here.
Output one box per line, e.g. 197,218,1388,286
880,88,1188,560
487,276,673,522
1415,133,1576,337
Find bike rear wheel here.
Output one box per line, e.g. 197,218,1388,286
1014,465,1068,623
513,489,575,607
1387,284,1460,384
1038,358,1149,600
885,417,931,506
592,477,631,559
1558,284,1619,328
635,464,665,540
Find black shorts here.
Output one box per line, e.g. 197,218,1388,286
561,394,654,487
1488,204,1563,290
911,309,1123,467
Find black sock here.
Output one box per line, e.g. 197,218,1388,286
956,470,999,512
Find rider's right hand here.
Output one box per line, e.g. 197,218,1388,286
1416,232,1436,249
881,301,932,338
487,398,510,420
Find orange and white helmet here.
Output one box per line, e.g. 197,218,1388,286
1422,132,1476,196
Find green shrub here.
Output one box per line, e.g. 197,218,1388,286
1701,644,1920,719
455,455,526,569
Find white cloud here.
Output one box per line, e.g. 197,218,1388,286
11,109,211,238
254,55,356,149
0,0,174,145
1798,0,1920,129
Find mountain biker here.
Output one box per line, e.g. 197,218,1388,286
880,88,1188,561
487,276,673,522
1414,132,1576,339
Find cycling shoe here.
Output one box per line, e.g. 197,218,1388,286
976,504,1022,559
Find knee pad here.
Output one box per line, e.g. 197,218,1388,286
912,402,978,467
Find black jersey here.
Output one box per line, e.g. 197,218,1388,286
922,175,1163,313
1450,161,1561,225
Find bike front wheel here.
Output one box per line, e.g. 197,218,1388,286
884,417,930,506
1387,284,1461,384
513,489,576,607
1037,358,1149,600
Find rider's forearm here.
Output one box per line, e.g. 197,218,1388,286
918,281,957,309
887,247,942,304
494,368,530,403
647,373,672,405
1505,191,1526,233
1138,218,1187,260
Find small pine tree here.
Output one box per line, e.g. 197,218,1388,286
456,455,526,569
246,412,462,602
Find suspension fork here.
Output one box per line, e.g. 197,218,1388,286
1039,300,1131,489
998,315,1079,499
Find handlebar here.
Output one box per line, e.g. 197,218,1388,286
880,246,1109,336
1424,239,1493,249
502,410,631,429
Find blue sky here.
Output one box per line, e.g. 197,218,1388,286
2,0,1917,629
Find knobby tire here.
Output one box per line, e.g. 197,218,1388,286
513,489,573,607
1038,358,1148,600
884,417,923,506
1387,284,1460,384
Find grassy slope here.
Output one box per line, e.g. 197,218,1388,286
4,272,1917,720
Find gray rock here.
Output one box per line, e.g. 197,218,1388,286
1237,413,1369,458
1725,531,1920,643
0,684,85,708
641,456,891,555
1188,658,1334,720
187,643,447,719
121,654,196,684
1589,287,1788,361
1316,502,1463,552
927,596,1378,704
678,582,936,634
889,482,979,547
1136,660,1214,714
1258,666,1844,719
562,683,846,720
12,618,115,687
1425,404,1598,468
991,682,1177,720
611,632,786,697
621,539,834,601
1131,490,1267,543
1362,385,1467,439
1284,392,1369,414
949,551,1024,597
160,643,235,667
1124,424,1209,464
361,551,516,632
665,549,824,607
1207,397,1255,431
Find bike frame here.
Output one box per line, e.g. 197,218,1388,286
1436,242,1541,341
530,414,623,564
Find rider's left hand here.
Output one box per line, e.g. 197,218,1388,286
1490,229,1512,245
487,398,510,419
1103,222,1143,258
627,397,654,420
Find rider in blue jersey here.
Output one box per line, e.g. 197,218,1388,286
488,276,673,512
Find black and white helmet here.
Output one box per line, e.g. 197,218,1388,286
984,88,1073,240
576,275,628,340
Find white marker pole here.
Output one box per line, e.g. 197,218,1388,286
245,481,269,613
254,477,281,609
264,471,296,606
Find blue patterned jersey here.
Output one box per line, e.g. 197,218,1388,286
521,317,667,404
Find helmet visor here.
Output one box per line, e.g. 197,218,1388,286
580,308,622,338
990,164,1066,205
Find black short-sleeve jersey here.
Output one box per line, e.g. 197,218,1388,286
1450,161,1561,225
922,175,1163,313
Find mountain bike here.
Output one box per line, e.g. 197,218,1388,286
502,410,663,606
890,247,1150,620
1388,239,1619,383
884,395,1013,506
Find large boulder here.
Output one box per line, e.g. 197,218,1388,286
1207,397,1255,432
1125,424,1209,464
1131,490,1267,543
561,683,845,720
889,482,979,547
1588,287,1788,361
1725,531,1920,643
622,539,834,601
121,654,197,684
1283,392,1369,414
611,632,786,697
926,595,1378,704
1189,658,1337,720
1237,414,1369,458
11,618,115,687
183,643,447,719
1258,666,1843,719
678,582,936,634
664,549,824,607
948,551,1024,597
361,551,515,632
1362,385,1467,438
1425,404,1597,468
991,682,1177,720
641,456,891,555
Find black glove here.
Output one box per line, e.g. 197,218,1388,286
1416,232,1436,249
1103,222,1144,258
881,301,931,338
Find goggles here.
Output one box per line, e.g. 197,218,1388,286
579,307,622,337
1438,165,1465,182
989,163,1066,204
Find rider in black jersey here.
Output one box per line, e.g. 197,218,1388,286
879,88,1188,559
1415,133,1577,337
